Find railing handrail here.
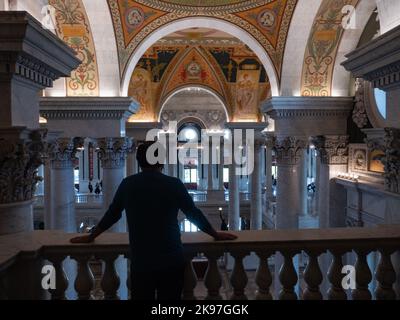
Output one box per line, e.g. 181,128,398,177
1,226,400,272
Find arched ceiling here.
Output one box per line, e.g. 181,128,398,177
127,28,270,123
9,0,380,102
107,0,298,83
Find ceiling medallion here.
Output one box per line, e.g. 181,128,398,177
257,9,276,29
126,7,145,29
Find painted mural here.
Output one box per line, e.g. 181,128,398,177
50,0,100,96
128,68,154,121
127,39,270,122
235,69,260,120
300,0,359,96
107,0,298,80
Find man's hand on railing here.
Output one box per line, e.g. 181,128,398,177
70,234,95,244
213,231,238,241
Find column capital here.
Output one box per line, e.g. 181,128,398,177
266,135,307,166
96,137,134,169
310,135,349,165
49,137,85,169
0,128,48,204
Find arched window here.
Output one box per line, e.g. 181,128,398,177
178,123,201,142
374,88,387,119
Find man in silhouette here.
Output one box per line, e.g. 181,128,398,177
70,141,237,300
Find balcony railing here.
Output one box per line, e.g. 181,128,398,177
0,226,399,300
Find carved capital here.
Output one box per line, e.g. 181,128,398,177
96,137,133,169
49,137,84,169
311,135,349,165
0,128,48,204
267,136,306,166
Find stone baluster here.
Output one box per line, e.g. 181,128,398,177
255,251,273,300
375,248,397,300
278,251,298,300
99,253,120,300
204,251,223,300
303,250,324,300
47,254,68,300
72,254,95,300
124,253,131,300
183,253,198,300
351,249,372,300
230,251,248,300
327,250,347,300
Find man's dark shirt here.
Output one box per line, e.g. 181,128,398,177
97,171,214,272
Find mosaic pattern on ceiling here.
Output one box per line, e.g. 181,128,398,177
50,0,100,96
107,0,298,80
300,0,359,96
128,45,270,122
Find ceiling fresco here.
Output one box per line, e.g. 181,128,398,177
107,0,298,80
128,29,270,123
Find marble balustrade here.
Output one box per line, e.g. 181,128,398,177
0,227,399,300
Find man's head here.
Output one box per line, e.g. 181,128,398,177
136,140,165,171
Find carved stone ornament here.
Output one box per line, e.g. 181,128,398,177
352,78,369,128
266,135,306,166
0,129,48,204
96,137,134,169
382,128,400,194
49,137,85,169
310,135,349,165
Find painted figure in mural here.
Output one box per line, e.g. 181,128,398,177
130,70,151,118
236,73,255,113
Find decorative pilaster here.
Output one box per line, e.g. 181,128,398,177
353,79,369,129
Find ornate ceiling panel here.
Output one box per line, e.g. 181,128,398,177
107,0,298,81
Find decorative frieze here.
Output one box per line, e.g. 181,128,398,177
96,138,134,169
266,135,306,166
0,128,48,204
353,79,369,129
310,135,349,165
49,138,85,169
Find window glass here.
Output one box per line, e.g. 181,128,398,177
374,88,387,119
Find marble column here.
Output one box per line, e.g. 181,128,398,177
311,135,349,228
299,149,309,217
250,140,263,230
126,143,137,177
0,128,47,235
228,162,240,231
218,139,225,191
207,139,213,191
96,137,133,232
268,135,307,229
49,137,84,232
265,146,274,202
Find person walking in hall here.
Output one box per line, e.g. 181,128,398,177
88,180,93,194
70,141,237,301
